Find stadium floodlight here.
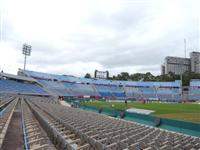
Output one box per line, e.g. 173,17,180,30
22,43,32,70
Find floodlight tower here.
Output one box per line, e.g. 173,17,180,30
22,43,31,70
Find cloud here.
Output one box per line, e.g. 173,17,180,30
0,0,199,77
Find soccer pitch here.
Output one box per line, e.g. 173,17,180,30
82,101,200,123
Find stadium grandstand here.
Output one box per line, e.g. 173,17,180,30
4,68,200,104
18,69,183,101
1,0,200,149
189,80,200,101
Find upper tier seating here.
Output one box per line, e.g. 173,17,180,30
0,79,47,95
23,70,182,101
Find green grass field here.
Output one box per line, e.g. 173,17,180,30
82,101,200,123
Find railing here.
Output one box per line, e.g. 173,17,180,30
21,100,29,150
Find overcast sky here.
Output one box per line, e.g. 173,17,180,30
0,0,199,77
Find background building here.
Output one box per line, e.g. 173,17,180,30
163,56,190,75
162,51,200,75
161,65,165,75
190,51,200,73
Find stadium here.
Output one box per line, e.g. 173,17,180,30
0,68,200,149
1,0,200,149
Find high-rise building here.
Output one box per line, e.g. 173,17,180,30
161,65,165,75
164,56,190,75
190,51,200,73
161,51,200,75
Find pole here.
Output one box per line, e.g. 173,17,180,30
24,54,27,70
184,39,186,58
180,74,183,101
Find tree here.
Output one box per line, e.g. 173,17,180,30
119,72,130,81
144,72,155,81
130,73,145,81
109,71,200,86
85,73,91,78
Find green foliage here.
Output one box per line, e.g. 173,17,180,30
84,73,91,78
109,71,200,86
